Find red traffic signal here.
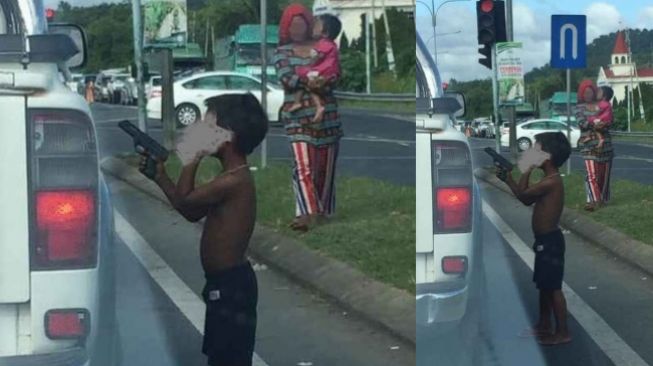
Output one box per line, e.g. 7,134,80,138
480,0,494,13
46,8,55,21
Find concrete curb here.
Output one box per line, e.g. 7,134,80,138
474,168,653,276
101,157,416,345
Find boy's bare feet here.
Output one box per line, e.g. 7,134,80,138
312,105,326,123
289,214,327,232
288,102,303,113
537,333,572,346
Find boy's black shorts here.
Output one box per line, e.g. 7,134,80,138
532,229,566,290
202,261,258,366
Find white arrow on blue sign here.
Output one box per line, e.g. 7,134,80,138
551,15,587,69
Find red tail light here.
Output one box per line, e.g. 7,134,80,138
45,309,89,339
29,110,98,270
436,187,472,232
442,256,468,274
151,88,162,98
36,191,96,265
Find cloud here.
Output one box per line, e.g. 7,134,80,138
585,2,623,41
636,6,653,30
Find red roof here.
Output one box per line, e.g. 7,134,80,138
613,31,629,54
602,67,653,79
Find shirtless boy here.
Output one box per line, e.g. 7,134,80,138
139,93,268,365
495,132,572,346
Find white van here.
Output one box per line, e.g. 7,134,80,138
416,33,483,336
0,1,118,365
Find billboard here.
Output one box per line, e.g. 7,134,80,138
143,0,188,46
496,42,525,105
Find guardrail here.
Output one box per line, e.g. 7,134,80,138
611,131,653,138
333,91,414,102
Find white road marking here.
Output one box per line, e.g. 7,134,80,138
114,210,270,366
482,201,650,366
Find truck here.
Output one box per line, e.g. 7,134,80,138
0,1,118,365
213,24,279,80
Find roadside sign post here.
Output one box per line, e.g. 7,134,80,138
492,44,501,152
496,42,524,158
131,0,147,134
551,15,586,176
260,0,268,169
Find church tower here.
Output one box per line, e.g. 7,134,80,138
609,31,634,77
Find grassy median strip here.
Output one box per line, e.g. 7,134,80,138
484,166,653,246
123,154,416,293
339,99,415,115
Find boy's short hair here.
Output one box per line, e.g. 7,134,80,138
535,132,571,168
600,85,614,101
319,14,342,40
204,93,268,155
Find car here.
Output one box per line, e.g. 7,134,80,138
478,121,495,138
66,73,85,95
0,2,118,366
145,74,162,100
416,34,483,338
146,71,285,127
110,73,136,105
501,118,581,151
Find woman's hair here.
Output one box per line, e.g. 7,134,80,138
535,132,571,168
204,94,269,155
319,14,342,41
600,86,614,101
577,79,597,103
279,4,313,45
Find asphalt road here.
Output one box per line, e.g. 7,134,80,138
91,103,415,186
418,178,653,366
469,137,653,186
109,176,415,366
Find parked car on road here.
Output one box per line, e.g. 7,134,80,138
478,121,495,138
0,2,118,365
147,71,284,127
501,118,581,151
416,34,483,341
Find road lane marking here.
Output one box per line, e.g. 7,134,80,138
482,201,650,366
114,210,270,366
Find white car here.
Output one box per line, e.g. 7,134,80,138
416,35,483,337
0,2,118,365
501,118,581,151
147,71,285,127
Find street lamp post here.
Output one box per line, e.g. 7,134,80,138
417,0,471,65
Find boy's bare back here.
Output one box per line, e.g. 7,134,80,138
531,175,564,235
200,169,256,273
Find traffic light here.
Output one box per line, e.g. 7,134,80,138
45,8,55,22
476,0,507,69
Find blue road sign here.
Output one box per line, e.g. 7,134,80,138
551,15,587,69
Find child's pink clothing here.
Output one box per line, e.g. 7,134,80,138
296,38,340,81
592,100,613,127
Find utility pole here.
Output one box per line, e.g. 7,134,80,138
260,0,268,168
382,0,396,74
506,0,517,163
492,44,501,152
371,0,378,68
365,12,371,93
131,0,147,133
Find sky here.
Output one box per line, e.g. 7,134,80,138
417,0,653,82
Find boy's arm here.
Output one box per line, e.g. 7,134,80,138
499,167,551,206
151,158,208,222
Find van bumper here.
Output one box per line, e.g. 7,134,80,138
0,347,88,366
416,280,468,328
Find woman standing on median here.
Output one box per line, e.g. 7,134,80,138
273,4,343,232
575,79,615,211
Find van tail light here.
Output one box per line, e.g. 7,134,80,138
29,110,98,270
36,191,96,265
442,256,467,274
45,309,89,339
436,187,472,231
432,141,473,234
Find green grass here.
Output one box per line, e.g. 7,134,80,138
485,167,653,246
123,154,416,293
339,99,415,115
